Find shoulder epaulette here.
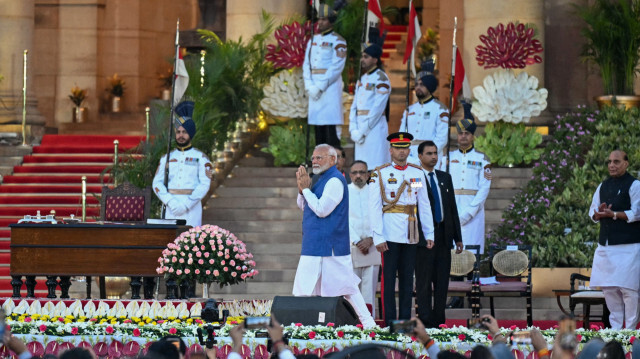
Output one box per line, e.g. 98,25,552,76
407,163,422,169
375,163,391,171
376,70,389,82
334,33,346,42
435,100,450,112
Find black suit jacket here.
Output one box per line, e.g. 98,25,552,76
417,169,462,249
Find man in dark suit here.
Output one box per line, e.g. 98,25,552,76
415,140,463,328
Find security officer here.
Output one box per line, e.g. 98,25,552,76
152,101,212,227
303,0,347,148
349,28,391,170
399,59,450,165
439,102,491,254
370,132,434,325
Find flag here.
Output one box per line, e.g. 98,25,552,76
402,0,422,78
173,46,189,106
452,47,471,108
367,0,385,34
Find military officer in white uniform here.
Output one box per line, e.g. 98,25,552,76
303,1,347,147
370,132,434,325
438,102,491,254
153,101,212,227
399,60,450,165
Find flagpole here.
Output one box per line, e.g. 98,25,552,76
446,17,457,174
162,19,180,219
305,1,317,167
356,0,369,83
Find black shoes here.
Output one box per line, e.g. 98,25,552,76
446,297,464,309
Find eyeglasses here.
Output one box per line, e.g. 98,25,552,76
310,155,331,161
351,170,368,175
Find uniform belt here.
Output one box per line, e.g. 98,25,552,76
356,110,370,116
311,69,327,74
455,189,478,195
383,204,416,214
168,189,193,195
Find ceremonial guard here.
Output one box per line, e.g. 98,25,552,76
152,101,212,227
349,28,391,170
399,60,450,165
439,102,491,254
303,0,347,147
370,132,434,325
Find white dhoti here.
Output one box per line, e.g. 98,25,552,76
293,255,376,328
353,265,380,318
591,243,640,329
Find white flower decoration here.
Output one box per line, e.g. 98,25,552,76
472,69,548,124
260,67,308,119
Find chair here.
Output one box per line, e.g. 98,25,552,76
447,245,481,320
479,245,533,327
90,181,152,299
569,273,610,328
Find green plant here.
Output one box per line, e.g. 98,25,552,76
261,118,313,166
474,122,543,166
107,73,125,97
576,0,640,95
69,85,86,107
418,27,439,65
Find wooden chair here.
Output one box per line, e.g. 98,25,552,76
447,245,481,320
479,245,533,327
90,181,152,299
569,273,610,328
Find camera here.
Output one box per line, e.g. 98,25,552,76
390,319,416,334
244,316,271,330
197,325,217,349
468,317,491,329
509,331,532,345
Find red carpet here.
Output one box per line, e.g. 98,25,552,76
0,134,146,297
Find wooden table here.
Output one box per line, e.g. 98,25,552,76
10,223,188,299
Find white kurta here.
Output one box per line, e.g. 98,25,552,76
348,183,380,267
439,148,491,253
152,147,212,227
349,68,391,170
588,181,640,290
370,163,434,245
398,97,450,165
302,31,347,126
293,178,361,297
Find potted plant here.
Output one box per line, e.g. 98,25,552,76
576,0,640,109
107,73,125,112
69,85,87,123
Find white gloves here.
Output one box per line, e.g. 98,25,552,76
459,211,473,226
307,85,322,101
167,198,188,216
351,130,365,144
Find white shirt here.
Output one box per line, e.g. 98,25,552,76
297,177,344,217
348,183,372,244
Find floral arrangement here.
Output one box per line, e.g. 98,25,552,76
107,73,126,97
260,68,308,118
69,85,87,107
265,21,312,70
475,23,543,69
156,225,258,288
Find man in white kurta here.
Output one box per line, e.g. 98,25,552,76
293,144,376,328
349,43,391,171
399,69,450,165
348,160,380,318
302,5,347,147
589,150,640,329
438,104,491,254
152,101,212,227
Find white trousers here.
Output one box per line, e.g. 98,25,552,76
353,265,380,318
601,286,640,329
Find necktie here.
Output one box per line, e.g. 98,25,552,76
429,172,442,223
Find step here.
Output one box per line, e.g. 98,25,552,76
0,184,103,193
0,195,100,205
223,177,297,187
484,198,513,211
213,220,301,233
204,208,302,221
491,167,533,178
0,146,32,157
206,197,294,209
215,187,298,198
232,167,298,177
22,155,116,164
253,254,301,270
238,156,273,167
13,165,108,174
490,177,529,190
212,281,293,296
236,232,301,244
3,174,107,184
249,243,302,255
0,156,24,166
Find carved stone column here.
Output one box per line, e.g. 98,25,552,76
226,0,306,41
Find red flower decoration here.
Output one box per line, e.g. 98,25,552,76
58,317,65,322
169,328,177,334
487,334,493,341
295,323,303,327
576,334,583,342
369,332,376,338
337,331,345,338
356,324,363,329
475,22,543,69
439,324,448,329
458,334,466,341
24,317,32,323
105,326,114,334
71,327,79,335
590,324,601,330
308,331,316,339
39,325,47,332
327,322,335,327
265,21,313,69
631,336,636,344
133,328,141,337
510,325,517,330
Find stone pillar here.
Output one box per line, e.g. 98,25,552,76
463,0,545,91
0,0,44,141
226,0,306,41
